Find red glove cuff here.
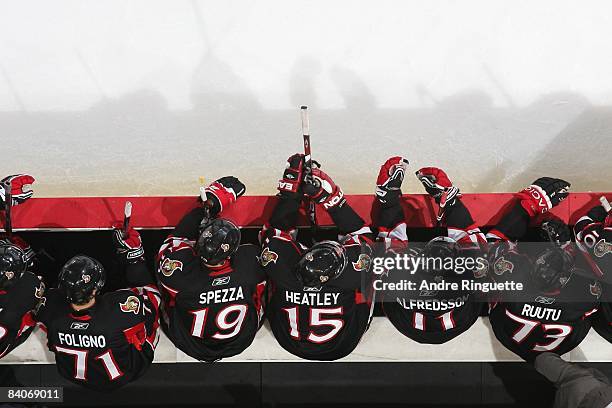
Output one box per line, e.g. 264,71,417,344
517,185,552,217
205,182,237,212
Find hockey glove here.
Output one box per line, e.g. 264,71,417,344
0,174,35,206
278,153,305,195
112,225,145,263
416,167,460,221
203,176,246,215
375,156,409,204
517,177,570,217
303,168,345,210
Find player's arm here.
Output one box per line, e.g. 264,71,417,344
416,167,486,245
303,166,370,238
374,157,410,249
112,225,156,288
574,203,611,283
487,177,570,241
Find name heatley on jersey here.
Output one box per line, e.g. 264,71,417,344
285,291,340,306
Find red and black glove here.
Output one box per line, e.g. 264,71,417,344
278,154,305,195
303,168,345,210
203,176,246,214
416,167,460,221
375,156,409,204
517,177,570,217
0,174,35,206
112,225,145,263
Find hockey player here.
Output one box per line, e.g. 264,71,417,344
574,201,611,343
0,174,44,359
35,227,160,391
261,154,374,361
376,162,488,343
156,177,266,362
486,178,601,361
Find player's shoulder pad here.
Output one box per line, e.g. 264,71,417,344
157,236,196,259
101,289,147,318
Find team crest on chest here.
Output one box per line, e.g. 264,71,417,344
161,258,183,277
120,295,141,314
260,247,278,266
352,253,372,272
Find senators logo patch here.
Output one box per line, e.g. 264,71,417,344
352,253,372,272
260,247,278,267
120,295,141,314
590,282,602,298
493,256,514,275
161,258,183,277
593,239,611,258
34,282,45,299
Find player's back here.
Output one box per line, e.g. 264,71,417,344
159,243,266,362
37,288,158,391
265,238,373,361
383,265,484,344
489,272,601,360
0,272,43,357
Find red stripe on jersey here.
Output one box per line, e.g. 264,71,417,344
123,321,146,351
69,313,91,321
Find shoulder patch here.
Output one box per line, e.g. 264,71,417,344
352,253,372,272
260,247,278,267
160,258,183,277
493,256,514,275
120,295,141,314
590,282,602,299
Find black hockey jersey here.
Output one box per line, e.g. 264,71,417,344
592,283,611,343
0,272,44,358
489,271,600,361
35,283,160,391
157,207,266,362
261,195,374,361
378,198,487,344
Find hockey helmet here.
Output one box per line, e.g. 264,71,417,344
58,255,106,305
197,218,241,266
295,240,347,288
0,244,27,289
531,246,573,293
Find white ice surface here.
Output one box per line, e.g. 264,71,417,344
1,1,611,196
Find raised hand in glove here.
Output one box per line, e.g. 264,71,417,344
303,168,345,210
0,174,35,207
202,176,246,215
416,167,460,221
375,156,409,204
517,177,570,217
278,154,306,195
112,225,145,263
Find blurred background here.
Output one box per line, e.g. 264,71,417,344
1,0,610,196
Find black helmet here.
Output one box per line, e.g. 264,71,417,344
197,218,241,266
531,247,573,293
295,241,347,288
58,255,106,305
422,236,459,274
0,244,27,289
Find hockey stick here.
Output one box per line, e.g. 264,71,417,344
3,180,12,237
301,106,319,239
122,201,132,238
600,196,611,213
